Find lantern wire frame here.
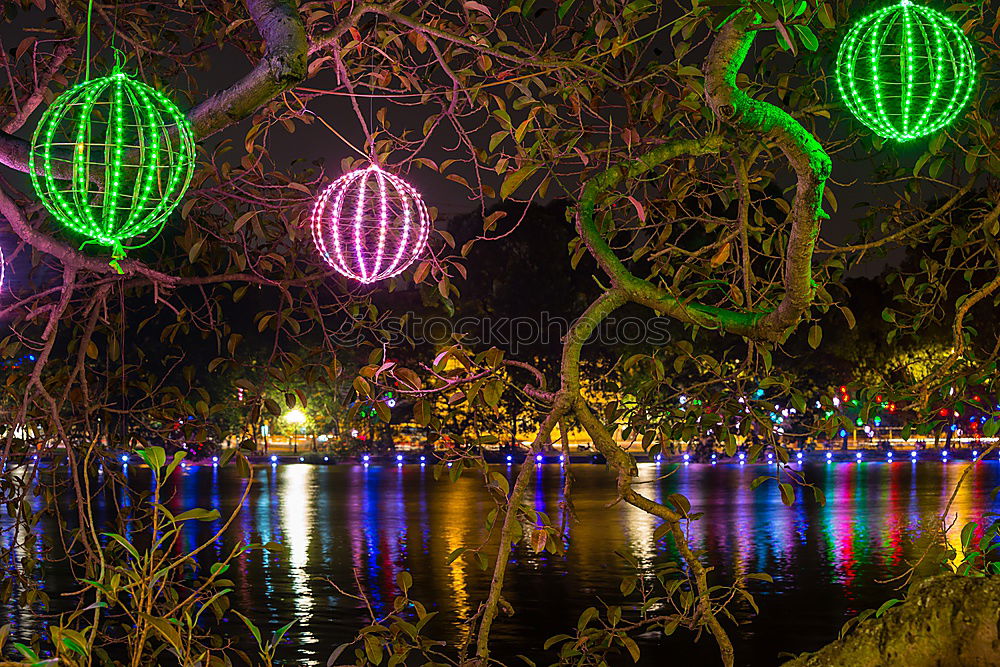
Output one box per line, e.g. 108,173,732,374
835,0,976,141
311,165,431,284
29,63,196,265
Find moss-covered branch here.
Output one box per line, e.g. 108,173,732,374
703,10,831,340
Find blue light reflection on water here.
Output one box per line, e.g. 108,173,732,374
3,460,999,666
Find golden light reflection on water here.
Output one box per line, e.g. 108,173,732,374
280,465,316,644
625,464,662,567
437,475,477,625
941,461,982,568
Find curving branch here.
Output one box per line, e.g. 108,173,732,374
703,10,831,340
575,135,755,331
577,10,830,343
188,0,307,139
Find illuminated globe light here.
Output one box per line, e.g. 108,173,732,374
29,64,195,266
311,164,430,283
835,0,976,141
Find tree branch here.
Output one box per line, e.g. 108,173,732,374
188,0,307,139
703,10,831,340
574,135,766,332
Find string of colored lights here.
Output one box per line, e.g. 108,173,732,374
835,0,975,141
28,65,195,264
311,165,429,284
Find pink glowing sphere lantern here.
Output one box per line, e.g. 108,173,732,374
311,164,430,283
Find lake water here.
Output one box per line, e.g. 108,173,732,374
6,460,998,666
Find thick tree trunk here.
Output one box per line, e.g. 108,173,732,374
783,575,1000,667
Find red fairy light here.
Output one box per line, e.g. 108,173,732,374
311,165,430,284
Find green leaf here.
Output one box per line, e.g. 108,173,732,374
667,493,690,515
271,618,296,648
875,598,901,618
140,614,184,654
188,237,206,264
778,483,795,506
490,471,511,496
174,508,221,522
807,324,822,349
13,643,39,661
839,306,856,330
164,451,187,479
577,606,598,631
792,24,819,51
60,635,88,658
620,636,641,662
102,533,140,560
774,19,797,54
961,521,977,550
233,611,263,648
500,164,540,200
754,1,779,23
364,635,382,664
817,2,835,28
396,570,413,593
139,446,166,470
413,400,430,427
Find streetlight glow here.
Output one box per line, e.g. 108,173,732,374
284,408,307,425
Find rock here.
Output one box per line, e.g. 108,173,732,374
782,574,1000,667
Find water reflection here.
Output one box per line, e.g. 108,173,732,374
280,465,315,646
1,460,998,666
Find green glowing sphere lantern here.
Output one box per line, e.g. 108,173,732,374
835,0,975,141
29,64,195,265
